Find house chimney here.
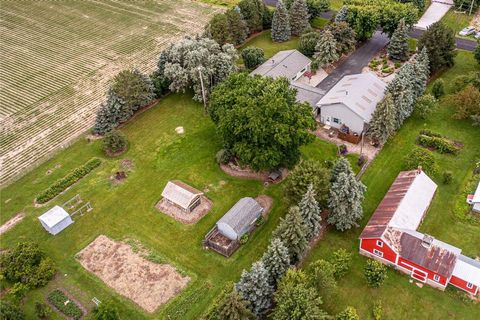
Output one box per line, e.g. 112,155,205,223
417,166,422,174
421,234,434,249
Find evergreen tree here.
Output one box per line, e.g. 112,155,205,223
298,184,322,240
208,14,231,45
367,93,396,145
93,91,126,134
330,156,350,180
298,31,321,57
335,5,348,22
273,206,308,263
327,158,366,231
289,0,310,37
386,66,415,129
313,30,339,68
418,21,456,74
227,9,249,45
325,22,356,56
217,289,257,320
475,43,480,65
236,261,274,316
261,238,291,286
272,0,291,42
238,0,264,34
394,63,416,123
411,47,430,98
387,18,409,61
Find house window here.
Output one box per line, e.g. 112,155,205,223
373,249,383,257
467,282,474,289
333,118,340,124
300,67,306,73
433,275,440,282
376,240,383,247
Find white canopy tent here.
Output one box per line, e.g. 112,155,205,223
38,205,74,235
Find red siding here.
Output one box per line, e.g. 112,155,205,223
397,257,447,286
450,275,479,295
360,238,397,264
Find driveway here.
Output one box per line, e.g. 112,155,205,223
316,31,390,92
415,1,453,30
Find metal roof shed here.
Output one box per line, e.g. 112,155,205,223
217,197,263,240
38,205,74,235
161,180,203,213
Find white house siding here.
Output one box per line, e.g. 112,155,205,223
318,103,365,133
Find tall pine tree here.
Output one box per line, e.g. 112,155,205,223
387,18,409,61
289,0,310,37
313,30,339,68
335,5,348,23
93,91,126,134
386,65,415,129
217,289,257,320
236,261,274,316
418,21,456,74
273,206,308,263
327,158,366,231
367,93,396,145
272,0,291,42
298,184,322,240
261,238,291,286
227,8,249,45
411,47,430,98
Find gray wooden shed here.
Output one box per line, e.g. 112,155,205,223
217,197,263,240
38,205,74,235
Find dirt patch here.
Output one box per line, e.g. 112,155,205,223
120,159,134,171
255,195,273,218
76,235,189,313
0,213,25,235
155,195,212,224
220,163,288,183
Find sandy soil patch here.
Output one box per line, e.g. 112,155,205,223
0,213,25,235
76,235,189,313
220,163,288,183
155,195,212,224
255,195,273,218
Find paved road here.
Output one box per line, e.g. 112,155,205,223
409,28,478,51
316,31,390,92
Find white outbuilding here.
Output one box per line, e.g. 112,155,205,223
216,197,263,240
38,205,74,235
161,180,203,213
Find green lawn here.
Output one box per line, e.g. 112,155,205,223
239,31,300,58
1,93,347,319
304,51,480,319
441,9,478,38
311,17,330,29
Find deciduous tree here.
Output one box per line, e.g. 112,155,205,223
298,31,321,57
306,259,337,296
307,0,331,18
418,21,456,74
272,0,291,42
207,14,231,45
217,289,257,320
238,0,264,33
227,8,249,45
364,260,388,288
241,47,266,70
289,0,310,36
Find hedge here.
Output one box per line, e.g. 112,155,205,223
417,134,458,154
36,158,101,204
419,129,443,138
47,289,83,320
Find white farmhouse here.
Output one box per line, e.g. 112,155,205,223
316,73,387,134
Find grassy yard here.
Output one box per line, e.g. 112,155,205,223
442,9,478,37
1,92,349,319
304,51,480,319
239,31,300,58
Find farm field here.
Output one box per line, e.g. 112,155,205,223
304,51,480,319
0,92,349,319
0,0,220,185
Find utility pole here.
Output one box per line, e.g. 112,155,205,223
198,66,207,113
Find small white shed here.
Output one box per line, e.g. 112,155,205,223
217,197,263,240
38,205,74,235
161,180,203,213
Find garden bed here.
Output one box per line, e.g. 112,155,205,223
220,163,288,183
47,289,86,320
155,195,213,224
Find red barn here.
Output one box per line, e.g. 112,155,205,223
359,170,480,297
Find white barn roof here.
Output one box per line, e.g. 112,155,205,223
250,50,311,80
38,205,73,235
388,171,438,230
161,180,202,210
217,197,263,235
316,73,387,122
472,181,480,203
453,255,480,287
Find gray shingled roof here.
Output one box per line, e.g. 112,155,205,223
250,50,311,80
317,73,387,122
291,82,325,107
217,197,263,234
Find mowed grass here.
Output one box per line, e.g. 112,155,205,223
1,93,347,319
240,31,300,58
441,8,478,36
304,51,480,319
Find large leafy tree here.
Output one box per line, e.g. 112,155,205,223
272,0,291,42
387,18,409,61
241,47,266,70
226,8,249,45
209,73,315,171
306,259,337,297
284,159,331,206
158,37,237,102
313,30,339,67
289,0,310,37
325,22,356,56
273,206,309,263
261,238,291,286
298,184,322,240
207,14,231,46
272,269,329,320
307,0,331,18
299,31,321,57
367,93,396,144
418,21,456,74
217,289,257,320
238,0,265,33
236,261,274,316
327,158,366,231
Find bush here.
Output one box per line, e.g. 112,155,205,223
336,306,359,320
8,282,28,301
47,290,83,320
298,31,321,57
103,130,127,155
240,234,249,245
364,260,388,288
331,249,352,279
414,94,437,119
417,134,458,154
215,148,233,165
419,129,443,138
450,72,480,93
92,301,120,320
394,61,401,69
36,158,101,203
35,302,51,319
403,147,437,175
431,79,445,99
0,242,56,288
448,85,480,120
372,300,383,320
241,47,266,70
307,259,337,296
0,300,24,320
443,170,453,184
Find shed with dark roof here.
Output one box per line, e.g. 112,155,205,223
217,197,263,240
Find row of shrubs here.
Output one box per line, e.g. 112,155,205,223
36,157,102,204
47,289,83,320
417,133,458,154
